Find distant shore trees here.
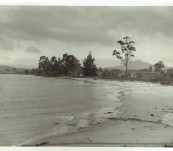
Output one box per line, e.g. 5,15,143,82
37,54,82,77
38,56,51,76
37,52,97,77
112,36,136,73
82,52,97,77
61,54,81,76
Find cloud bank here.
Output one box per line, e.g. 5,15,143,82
0,6,173,67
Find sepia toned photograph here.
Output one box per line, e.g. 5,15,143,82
0,5,173,147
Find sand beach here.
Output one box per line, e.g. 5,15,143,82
22,78,173,147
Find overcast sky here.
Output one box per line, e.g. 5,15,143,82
0,6,173,68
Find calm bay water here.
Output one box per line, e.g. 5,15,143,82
0,74,120,145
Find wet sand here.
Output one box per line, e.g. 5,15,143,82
24,79,173,147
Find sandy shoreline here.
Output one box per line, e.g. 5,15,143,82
23,78,173,147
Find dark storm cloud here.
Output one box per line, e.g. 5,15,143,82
25,46,41,54
1,6,173,48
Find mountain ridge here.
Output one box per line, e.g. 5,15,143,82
107,60,153,70
0,65,28,73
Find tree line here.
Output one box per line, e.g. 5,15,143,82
32,36,169,78
36,52,97,77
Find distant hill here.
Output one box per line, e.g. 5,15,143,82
0,65,28,74
108,60,152,70
0,65,15,74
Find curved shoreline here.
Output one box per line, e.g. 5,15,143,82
22,79,173,147
22,78,124,146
